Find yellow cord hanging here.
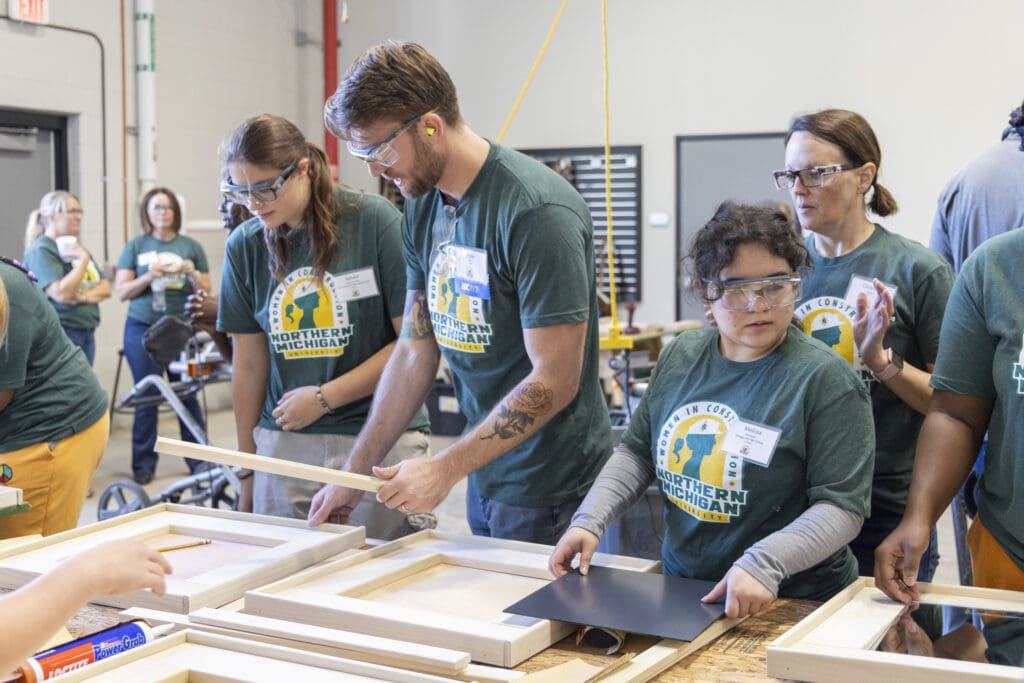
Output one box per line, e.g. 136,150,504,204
496,0,569,144
494,0,632,350
598,0,632,350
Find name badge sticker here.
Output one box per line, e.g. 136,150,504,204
844,274,898,310
334,267,380,302
721,418,782,467
137,251,157,267
451,246,490,300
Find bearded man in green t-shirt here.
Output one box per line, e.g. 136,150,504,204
308,41,612,544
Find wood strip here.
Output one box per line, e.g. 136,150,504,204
156,437,383,492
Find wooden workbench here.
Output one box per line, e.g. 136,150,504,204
67,598,817,681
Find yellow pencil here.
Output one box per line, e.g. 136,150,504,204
156,538,212,553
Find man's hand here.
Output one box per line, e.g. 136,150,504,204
875,519,931,603
373,456,459,514
308,484,363,526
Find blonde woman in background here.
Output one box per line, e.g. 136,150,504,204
22,191,111,365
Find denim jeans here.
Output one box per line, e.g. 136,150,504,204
465,477,582,546
62,326,95,366
123,317,206,477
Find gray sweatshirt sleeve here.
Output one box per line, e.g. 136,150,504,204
733,501,863,597
569,444,655,539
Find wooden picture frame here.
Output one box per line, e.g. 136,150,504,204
767,577,1024,683
245,529,661,666
49,629,467,682
0,503,363,613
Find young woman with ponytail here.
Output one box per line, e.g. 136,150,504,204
776,109,955,584
217,114,431,536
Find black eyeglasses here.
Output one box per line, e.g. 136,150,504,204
772,163,858,190
221,162,298,205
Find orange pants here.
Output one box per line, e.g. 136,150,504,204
0,412,108,537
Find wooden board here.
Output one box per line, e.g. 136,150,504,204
157,436,384,492
0,503,363,613
245,529,661,667
767,577,1024,682
122,606,524,683
46,629,466,682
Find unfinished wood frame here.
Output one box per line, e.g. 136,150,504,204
0,503,363,612
245,529,661,667
48,629,467,682
122,606,524,683
767,577,1024,683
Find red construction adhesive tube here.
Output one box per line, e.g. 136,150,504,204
13,620,168,682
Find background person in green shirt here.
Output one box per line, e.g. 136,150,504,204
550,204,874,618
0,258,109,537
876,228,1024,666
22,191,111,365
115,188,212,485
779,109,954,581
218,114,431,538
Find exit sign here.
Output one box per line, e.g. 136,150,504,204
9,0,49,24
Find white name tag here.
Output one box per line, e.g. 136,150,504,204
334,267,379,302
137,251,157,267
721,418,782,467
844,274,897,310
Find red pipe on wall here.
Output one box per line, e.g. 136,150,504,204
323,0,339,181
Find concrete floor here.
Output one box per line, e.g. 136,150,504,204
82,396,959,586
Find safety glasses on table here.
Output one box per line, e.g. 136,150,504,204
221,162,297,205
346,109,436,168
704,274,802,311
771,163,858,190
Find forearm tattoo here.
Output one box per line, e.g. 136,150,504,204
481,382,554,440
401,290,433,339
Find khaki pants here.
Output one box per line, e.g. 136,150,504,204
0,413,108,538
252,428,435,540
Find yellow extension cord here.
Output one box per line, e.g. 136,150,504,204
496,0,633,351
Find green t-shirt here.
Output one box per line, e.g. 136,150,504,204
0,261,108,452
930,228,1024,575
23,235,104,330
218,188,428,436
116,233,209,324
622,327,874,601
794,225,954,514
403,143,612,508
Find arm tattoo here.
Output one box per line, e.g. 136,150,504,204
481,382,554,441
401,290,433,339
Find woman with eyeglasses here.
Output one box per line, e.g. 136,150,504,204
778,109,955,582
549,203,874,618
22,191,111,365
216,113,432,537
114,187,211,485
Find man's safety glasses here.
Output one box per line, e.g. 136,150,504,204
346,110,435,168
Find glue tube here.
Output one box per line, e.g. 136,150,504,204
15,620,162,682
